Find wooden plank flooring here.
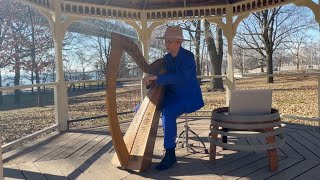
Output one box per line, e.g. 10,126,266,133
2,118,320,180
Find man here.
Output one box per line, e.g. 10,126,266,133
143,26,204,170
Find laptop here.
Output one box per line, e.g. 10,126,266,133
229,89,272,115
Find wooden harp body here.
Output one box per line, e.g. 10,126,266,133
105,33,165,172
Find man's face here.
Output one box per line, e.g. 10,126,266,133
165,39,181,56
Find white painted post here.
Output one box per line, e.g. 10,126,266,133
224,6,236,106
140,13,149,100
129,16,163,101
52,0,69,131
225,37,235,106
319,0,320,30
318,75,320,127
317,0,320,127
0,132,3,180
53,41,69,131
38,6,80,132
209,6,249,106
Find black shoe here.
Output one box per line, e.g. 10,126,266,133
155,148,177,170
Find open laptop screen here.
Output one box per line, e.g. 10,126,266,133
229,89,272,115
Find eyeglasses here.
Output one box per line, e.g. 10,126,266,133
165,40,178,44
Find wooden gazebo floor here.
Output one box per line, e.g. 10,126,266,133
2,117,320,180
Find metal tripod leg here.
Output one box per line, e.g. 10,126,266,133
176,114,209,154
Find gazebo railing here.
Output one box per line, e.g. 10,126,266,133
0,82,58,152
0,82,58,91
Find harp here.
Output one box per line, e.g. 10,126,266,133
105,33,165,172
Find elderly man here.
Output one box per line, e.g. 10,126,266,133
143,26,204,170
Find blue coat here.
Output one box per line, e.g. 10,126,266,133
156,47,204,113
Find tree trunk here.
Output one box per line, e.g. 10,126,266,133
194,20,201,84
261,9,274,83
296,54,300,70
266,48,274,83
261,66,264,73
31,71,34,94
14,47,21,104
204,20,224,90
279,60,282,71
35,70,44,107
201,39,206,76
52,66,56,82
0,68,3,105
29,7,36,94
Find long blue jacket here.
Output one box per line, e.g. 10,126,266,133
156,47,204,113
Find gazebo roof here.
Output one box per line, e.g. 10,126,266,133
26,0,298,22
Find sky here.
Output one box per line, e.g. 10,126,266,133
1,1,320,86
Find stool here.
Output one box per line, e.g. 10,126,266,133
209,107,285,172
176,114,209,154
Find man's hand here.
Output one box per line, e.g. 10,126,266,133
142,75,157,86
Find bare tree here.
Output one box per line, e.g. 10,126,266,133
75,50,94,80
191,20,202,83
299,41,320,70
283,31,311,70
236,5,314,83
204,20,224,90
94,36,111,76
150,25,167,59
22,7,54,106
63,58,74,81
0,0,12,105
233,47,244,72
0,1,30,104
69,19,137,78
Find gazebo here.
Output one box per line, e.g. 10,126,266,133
1,0,320,179
11,0,319,132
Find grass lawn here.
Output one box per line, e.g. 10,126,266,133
0,76,319,147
